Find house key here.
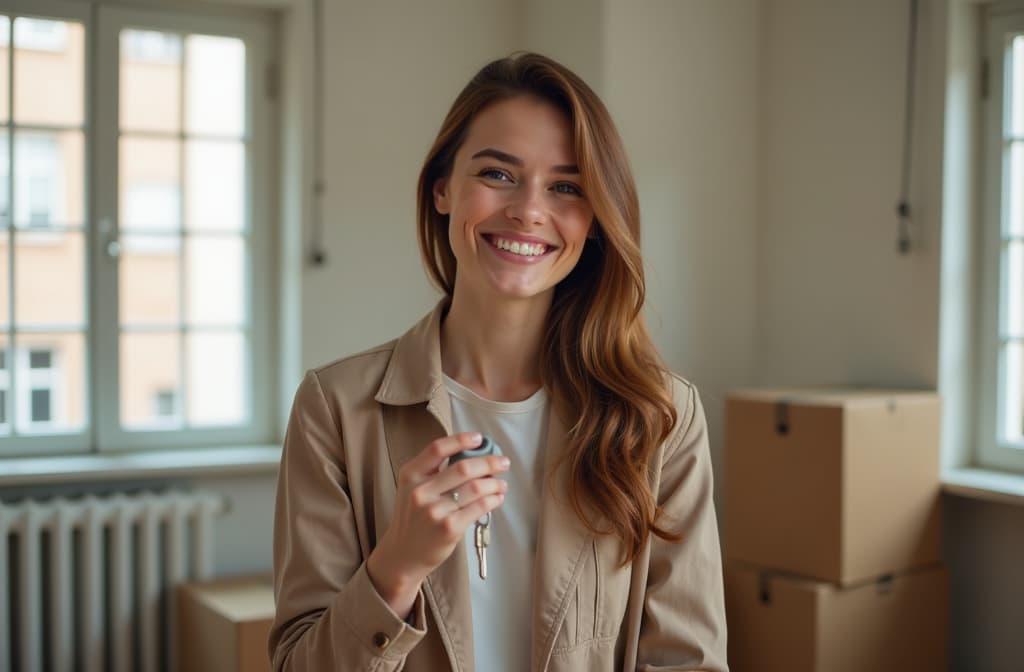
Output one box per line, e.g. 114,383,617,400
474,512,491,580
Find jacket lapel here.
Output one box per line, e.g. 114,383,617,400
376,301,475,672
531,410,594,671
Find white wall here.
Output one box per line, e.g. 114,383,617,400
299,0,521,371
601,0,760,493
756,0,944,389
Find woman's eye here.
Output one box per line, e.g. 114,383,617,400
480,168,512,182
553,182,582,196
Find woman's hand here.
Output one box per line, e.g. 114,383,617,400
366,432,509,619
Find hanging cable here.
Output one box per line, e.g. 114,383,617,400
896,0,919,255
310,0,327,266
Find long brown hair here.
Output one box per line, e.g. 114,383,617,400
417,52,680,564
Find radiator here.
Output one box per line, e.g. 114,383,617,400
0,490,226,672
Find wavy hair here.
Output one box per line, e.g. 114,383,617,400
417,52,680,564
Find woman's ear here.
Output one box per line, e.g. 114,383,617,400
433,177,450,215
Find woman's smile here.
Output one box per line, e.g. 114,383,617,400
480,233,555,262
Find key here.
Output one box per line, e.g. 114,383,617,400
474,515,491,580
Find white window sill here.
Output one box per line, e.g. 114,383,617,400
942,467,1024,507
0,445,281,487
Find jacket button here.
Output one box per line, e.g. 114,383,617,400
373,632,391,649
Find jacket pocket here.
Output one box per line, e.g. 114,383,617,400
555,537,630,653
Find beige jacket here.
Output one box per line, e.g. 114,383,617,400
269,303,729,671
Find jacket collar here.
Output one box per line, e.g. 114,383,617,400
375,299,453,433
376,299,595,671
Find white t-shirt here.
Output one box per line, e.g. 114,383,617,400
443,374,548,672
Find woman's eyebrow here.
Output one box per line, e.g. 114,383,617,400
470,147,579,174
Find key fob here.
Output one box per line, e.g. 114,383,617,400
450,435,498,464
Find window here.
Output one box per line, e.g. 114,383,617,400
0,1,275,457
29,349,51,369
0,347,7,429
15,345,62,430
153,388,176,418
979,4,1024,472
0,17,69,52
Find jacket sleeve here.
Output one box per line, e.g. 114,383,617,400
269,370,427,671
637,382,729,671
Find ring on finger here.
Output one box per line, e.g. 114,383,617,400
450,489,461,506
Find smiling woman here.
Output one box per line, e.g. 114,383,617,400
434,96,594,303
269,52,728,672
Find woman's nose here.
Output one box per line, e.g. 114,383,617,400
504,183,547,228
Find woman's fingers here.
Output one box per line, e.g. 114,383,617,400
449,492,506,531
430,453,510,496
441,475,508,514
398,432,482,487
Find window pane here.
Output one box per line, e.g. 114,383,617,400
1009,241,1024,337
0,333,7,435
0,17,9,124
0,233,7,327
15,332,84,434
120,332,181,429
0,129,8,226
185,35,244,137
187,330,244,426
120,137,180,232
120,234,181,327
15,229,83,327
186,140,244,232
13,130,85,228
1015,36,1024,138
186,236,244,326
13,18,83,127
120,29,182,134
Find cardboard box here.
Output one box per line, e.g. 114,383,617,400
725,388,942,584
725,562,949,672
177,575,275,672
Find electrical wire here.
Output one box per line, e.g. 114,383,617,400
896,0,919,255
310,0,326,266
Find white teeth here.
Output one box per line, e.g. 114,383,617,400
493,237,546,257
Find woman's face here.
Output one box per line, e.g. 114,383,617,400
433,95,595,305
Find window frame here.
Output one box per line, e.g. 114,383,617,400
0,0,278,457
978,4,1024,473
0,0,92,456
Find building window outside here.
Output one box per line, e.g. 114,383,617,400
0,350,7,429
30,388,51,423
153,389,176,418
17,346,61,430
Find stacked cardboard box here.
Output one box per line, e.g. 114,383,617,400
723,388,948,671
177,574,275,672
